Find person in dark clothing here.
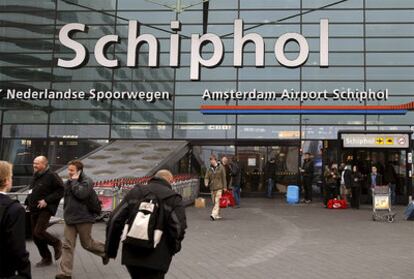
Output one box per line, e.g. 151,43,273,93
221,156,232,189
350,165,363,209
229,157,242,207
56,160,108,279
265,158,277,198
105,170,187,279
368,166,383,203
26,156,64,267
0,161,31,279
323,165,340,206
384,162,398,205
300,153,314,203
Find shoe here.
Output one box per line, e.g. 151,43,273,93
54,241,62,260
216,216,223,220
102,255,110,265
210,215,215,221
35,258,52,267
55,274,72,279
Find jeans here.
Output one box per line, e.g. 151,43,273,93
233,185,241,206
267,178,274,198
389,183,396,205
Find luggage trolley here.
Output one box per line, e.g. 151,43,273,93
94,186,121,222
372,186,396,223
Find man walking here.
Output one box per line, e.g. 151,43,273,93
106,170,187,279
26,156,64,267
204,155,227,220
56,160,108,279
300,153,314,203
0,161,31,278
230,157,242,208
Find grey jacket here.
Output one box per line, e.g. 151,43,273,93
63,172,96,225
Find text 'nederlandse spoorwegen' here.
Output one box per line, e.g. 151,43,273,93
202,88,389,103
3,88,171,102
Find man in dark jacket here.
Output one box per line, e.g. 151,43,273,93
265,158,277,198
384,162,398,205
26,156,64,267
300,153,314,203
230,157,242,207
56,160,107,279
105,170,187,279
0,161,31,279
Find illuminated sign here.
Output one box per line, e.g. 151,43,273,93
57,19,329,80
341,133,410,149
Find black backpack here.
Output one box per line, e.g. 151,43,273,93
122,186,173,249
87,189,102,215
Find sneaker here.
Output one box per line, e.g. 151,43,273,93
35,258,52,267
215,216,223,220
210,215,215,221
55,274,72,279
54,241,62,260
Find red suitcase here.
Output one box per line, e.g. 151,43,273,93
219,190,235,208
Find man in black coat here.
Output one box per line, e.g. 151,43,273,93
26,156,64,267
0,161,31,278
265,158,277,198
56,160,107,279
300,153,314,203
105,170,187,279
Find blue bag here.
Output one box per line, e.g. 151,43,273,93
286,185,300,204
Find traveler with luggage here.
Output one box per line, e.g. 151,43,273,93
105,170,187,279
204,155,227,220
323,164,339,207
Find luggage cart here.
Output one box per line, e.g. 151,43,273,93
372,186,396,223
94,186,120,222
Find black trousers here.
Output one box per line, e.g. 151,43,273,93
126,266,165,279
350,187,361,209
324,185,338,205
303,176,313,201
30,210,60,260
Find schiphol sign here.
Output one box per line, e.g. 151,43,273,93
57,19,329,80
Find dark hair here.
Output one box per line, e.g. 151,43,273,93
209,154,217,161
68,160,83,171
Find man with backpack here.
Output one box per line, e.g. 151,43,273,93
0,161,31,278
56,160,107,279
105,170,187,279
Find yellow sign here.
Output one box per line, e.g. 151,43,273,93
375,137,384,145
385,137,394,145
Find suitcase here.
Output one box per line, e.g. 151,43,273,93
327,198,347,209
404,202,414,220
286,185,300,204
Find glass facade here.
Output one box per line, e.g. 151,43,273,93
1,0,414,185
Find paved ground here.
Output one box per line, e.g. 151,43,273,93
29,198,413,279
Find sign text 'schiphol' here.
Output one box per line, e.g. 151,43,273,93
57,19,329,80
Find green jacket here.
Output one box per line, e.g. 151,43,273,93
204,163,227,191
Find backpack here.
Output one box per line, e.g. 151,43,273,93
0,199,19,229
121,186,173,249
87,189,102,215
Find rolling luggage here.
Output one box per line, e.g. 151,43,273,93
286,185,300,204
327,198,347,209
219,190,235,208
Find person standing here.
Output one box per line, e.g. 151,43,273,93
229,157,242,208
221,156,232,190
384,162,398,205
105,170,187,279
26,156,64,267
368,166,383,203
341,164,352,201
300,153,314,203
0,161,31,278
56,160,108,279
323,164,339,206
350,165,363,209
204,155,227,220
265,158,277,198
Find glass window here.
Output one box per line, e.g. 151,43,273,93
366,24,414,37
118,11,175,24
0,53,53,67
0,40,54,53
366,0,414,8
3,110,48,124
3,125,47,138
0,68,52,81
303,24,363,37
302,115,364,125
111,124,172,138
50,110,110,124
240,0,300,9
366,38,414,51
174,125,235,139
303,125,364,139
57,11,115,25
175,81,236,95
179,11,238,24
238,115,300,125
303,0,363,8
367,67,414,81
175,96,236,109
174,111,235,124
302,10,363,23
238,81,300,92
53,67,113,81
367,113,414,126
302,67,364,81
112,110,173,124
57,0,117,11
237,125,300,139
49,125,109,138
366,10,414,22
176,67,237,81
367,53,414,66
239,11,300,24
366,82,414,95
238,67,300,80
